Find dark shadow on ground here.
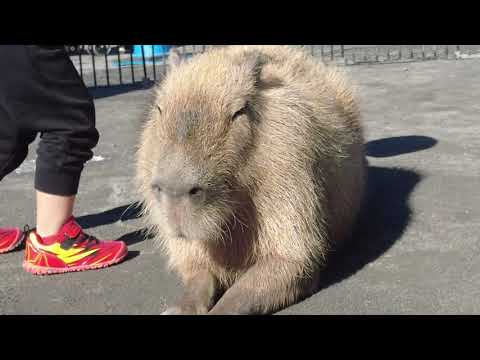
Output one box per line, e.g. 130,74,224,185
315,165,421,292
305,135,437,298
75,202,153,247
88,82,156,99
76,202,143,229
124,250,141,262
366,135,437,158
118,228,155,246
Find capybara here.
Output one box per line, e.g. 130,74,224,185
135,45,366,315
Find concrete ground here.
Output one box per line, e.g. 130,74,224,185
1,57,479,315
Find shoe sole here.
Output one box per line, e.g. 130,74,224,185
22,246,128,275
0,231,26,254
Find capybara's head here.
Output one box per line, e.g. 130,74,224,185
139,48,268,243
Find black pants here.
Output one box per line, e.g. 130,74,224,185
0,45,99,196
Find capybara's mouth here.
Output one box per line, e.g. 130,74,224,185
176,231,186,239
166,225,187,239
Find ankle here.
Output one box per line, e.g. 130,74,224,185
35,191,76,238
36,216,73,238
36,228,60,239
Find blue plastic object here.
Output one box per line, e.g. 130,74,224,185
132,45,172,59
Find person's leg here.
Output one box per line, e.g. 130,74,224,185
0,46,75,252
22,46,128,274
0,45,128,271
22,45,98,238
0,111,33,253
0,47,38,253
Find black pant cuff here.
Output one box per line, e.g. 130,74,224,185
34,167,81,196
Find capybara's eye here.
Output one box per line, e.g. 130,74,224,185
189,187,203,197
232,105,248,121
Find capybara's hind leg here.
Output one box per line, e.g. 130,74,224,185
162,269,220,315
208,258,314,315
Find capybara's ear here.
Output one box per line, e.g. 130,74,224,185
242,50,269,86
241,49,282,90
167,48,182,70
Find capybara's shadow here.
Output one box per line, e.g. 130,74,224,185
118,228,155,246
309,135,437,295
124,250,141,262
76,202,143,229
317,165,421,291
75,202,153,247
366,135,437,158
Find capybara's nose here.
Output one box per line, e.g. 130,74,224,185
152,178,205,200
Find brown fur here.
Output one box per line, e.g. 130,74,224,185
135,45,366,315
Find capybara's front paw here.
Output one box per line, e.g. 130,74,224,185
161,305,208,315
161,307,183,315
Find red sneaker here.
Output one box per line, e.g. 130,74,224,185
23,216,128,275
0,227,25,254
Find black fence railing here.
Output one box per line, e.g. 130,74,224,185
68,45,479,89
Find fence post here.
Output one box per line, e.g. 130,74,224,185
104,52,110,86
151,45,156,81
117,50,123,85
78,52,83,80
141,46,148,81
129,51,135,83
91,52,97,87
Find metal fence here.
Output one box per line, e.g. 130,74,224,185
69,45,480,89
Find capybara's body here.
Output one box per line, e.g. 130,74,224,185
136,45,366,315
